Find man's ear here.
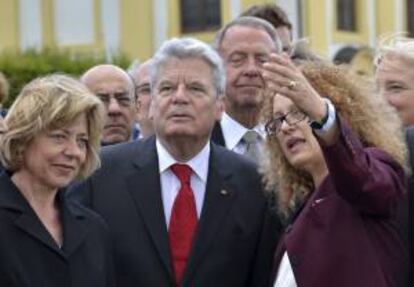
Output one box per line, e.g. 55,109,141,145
135,97,142,110
133,99,140,121
214,96,224,121
148,100,155,120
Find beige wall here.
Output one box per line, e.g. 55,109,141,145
0,1,18,50
0,0,411,61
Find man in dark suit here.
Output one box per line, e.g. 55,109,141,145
211,17,281,163
69,37,279,287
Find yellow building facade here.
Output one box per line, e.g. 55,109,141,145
0,0,410,64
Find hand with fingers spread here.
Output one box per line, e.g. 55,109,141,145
262,53,326,124
262,53,339,144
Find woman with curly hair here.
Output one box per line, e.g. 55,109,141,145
261,54,408,287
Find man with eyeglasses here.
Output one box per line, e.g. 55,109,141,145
82,64,136,145
129,59,154,139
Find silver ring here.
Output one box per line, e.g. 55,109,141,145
287,80,297,90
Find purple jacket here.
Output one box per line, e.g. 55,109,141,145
271,119,408,287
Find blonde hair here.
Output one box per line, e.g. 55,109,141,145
261,60,407,217
0,74,105,179
374,34,414,67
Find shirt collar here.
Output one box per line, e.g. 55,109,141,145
220,112,266,149
156,139,210,183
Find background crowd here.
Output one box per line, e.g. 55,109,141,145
0,3,412,287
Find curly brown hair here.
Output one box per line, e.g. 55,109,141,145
261,60,407,217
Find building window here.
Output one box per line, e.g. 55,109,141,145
54,0,95,46
408,0,414,37
336,0,357,32
180,0,221,33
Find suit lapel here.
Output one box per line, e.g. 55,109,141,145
15,212,63,255
211,121,225,147
125,138,174,280
61,194,89,257
184,144,237,283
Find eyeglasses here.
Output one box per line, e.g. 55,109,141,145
134,83,151,101
96,92,133,107
136,83,151,96
265,110,307,135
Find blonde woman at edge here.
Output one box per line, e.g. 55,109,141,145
0,75,115,287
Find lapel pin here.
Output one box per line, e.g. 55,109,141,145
220,189,229,196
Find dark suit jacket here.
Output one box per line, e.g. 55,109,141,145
0,172,115,287
271,119,407,287
405,126,414,286
68,136,280,287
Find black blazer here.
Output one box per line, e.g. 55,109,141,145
0,172,115,287
406,126,414,286
68,136,280,287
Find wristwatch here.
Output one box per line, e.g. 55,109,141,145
310,98,336,132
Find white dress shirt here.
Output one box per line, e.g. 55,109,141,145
156,139,210,227
273,252,297,287
220,112,265,155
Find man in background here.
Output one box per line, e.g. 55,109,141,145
129,59,154,139
212,17,281,163
82,64,136,145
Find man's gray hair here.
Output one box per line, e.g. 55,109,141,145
374,34,414,67
127,59,141,83
151,37,226,97
214,16,281,52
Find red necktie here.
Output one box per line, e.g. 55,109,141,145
169,164,198,286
